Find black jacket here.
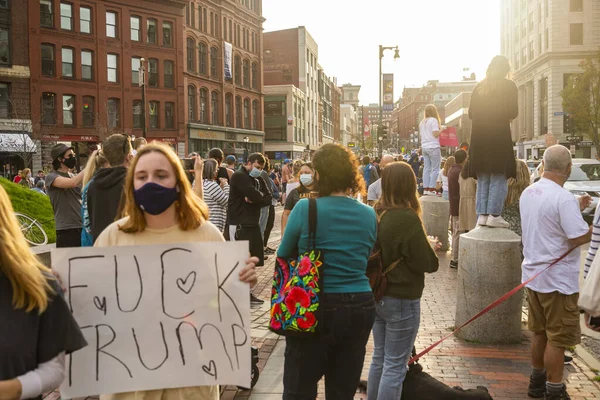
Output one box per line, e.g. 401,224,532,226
87,166,127,241
227,168,272,226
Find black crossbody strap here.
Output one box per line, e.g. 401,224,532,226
308,198,317,249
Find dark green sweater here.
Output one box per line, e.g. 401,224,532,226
378,208,439,299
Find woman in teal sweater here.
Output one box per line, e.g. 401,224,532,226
277,144,377,400
367,162,439,400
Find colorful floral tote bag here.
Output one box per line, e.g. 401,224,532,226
269,198,324,336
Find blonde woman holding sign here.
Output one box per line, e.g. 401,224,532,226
95,142,258,400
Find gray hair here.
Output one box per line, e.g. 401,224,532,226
36,180,45,189
543,145,572,173
203,159,218,180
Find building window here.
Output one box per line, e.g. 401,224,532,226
199,43,207,75
570,0,583,12
82,96,94,127
251,62,257,89
229,20,232,43
163,22,172,47
520,19,526,38
187,38,195,72
223,16,227,40
149,101,158,128
234,56,241,85
163,60,174,88
0,28,9,65
528,12,534,32
210,47,218,78
130,16,140,41
570,23,583,45
42,93,56,125
242,59,249,87
539,77,548,135
61,47,74,78
107,98,120,128
211,91,219,124
106,11,117,38
190,3,195,28
133,99,142,128
107,53,118,82
185,3,189,25
235,96,241,128
225,93,232,127
243,98,249,128
81,50,93,80
146,19,157,44
188,85,196,122
200,88,207,123
148,58,158,87
529,41,534,61
252,100,258,130
545,28,549,49
131,57,141,85
165,102,174,129
60,3,72,30
62,94,74,126
41,44,55,76
40,0,53,28
521,47,527,65
79,6,92,34
0,83,8,118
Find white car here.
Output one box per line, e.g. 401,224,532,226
531,158,600,217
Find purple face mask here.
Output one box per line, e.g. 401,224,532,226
133,182,178,215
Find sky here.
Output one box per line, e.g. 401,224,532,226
262,0,501,105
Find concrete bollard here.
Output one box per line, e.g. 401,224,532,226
455,227,523,344
419,196,450,251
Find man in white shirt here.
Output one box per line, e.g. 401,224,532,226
520,145,592,400
367,155,395,206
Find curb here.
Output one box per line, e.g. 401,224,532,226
576,344,600,372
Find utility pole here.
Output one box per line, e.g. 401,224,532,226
139,58,148,139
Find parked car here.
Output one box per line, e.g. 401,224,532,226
525,159,541,175
531,158,600,217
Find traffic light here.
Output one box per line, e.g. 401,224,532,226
564,115,573,134
379,125,388,140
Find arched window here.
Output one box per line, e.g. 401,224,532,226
235,96,242,128
147,19,157,44
243,98,249,129
149,101,159,128
251,62,257,89
200,88,208,123
187,38,195,72
242,59,249,87
188,85,196,121
225,93,232,127
211,91,219,124
252,100,259,130
210,47,218,78
198,43,207,75
234,55,241,85
41,92,56,125
133,99,142,128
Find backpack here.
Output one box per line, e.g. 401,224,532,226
363,164,372,187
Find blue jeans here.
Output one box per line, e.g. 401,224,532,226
259,206,269,236
367,297,421,400
476,173,508,216
422,147,441,189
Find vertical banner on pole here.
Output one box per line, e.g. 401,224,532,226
363,116,371,138
383,74,394,112
224,42,233,80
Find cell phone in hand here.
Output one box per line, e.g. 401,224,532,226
589,315,600,328
180,158,195,171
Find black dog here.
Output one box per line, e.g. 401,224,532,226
358,363,494,400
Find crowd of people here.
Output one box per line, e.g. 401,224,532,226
1,54,599,400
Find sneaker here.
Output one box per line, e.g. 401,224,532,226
476,215,488,226
487,215,510,229
250,293,264,305
527,373,546,398
265,246,277,253
545,384,571,400
564,355,573,364
264,248,275,255
449,260,458,269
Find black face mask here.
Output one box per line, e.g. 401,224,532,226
63,156,77,169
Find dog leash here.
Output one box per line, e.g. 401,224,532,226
408,246,578,365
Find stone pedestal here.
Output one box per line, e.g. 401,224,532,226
419,196,450,251
455,227,523,344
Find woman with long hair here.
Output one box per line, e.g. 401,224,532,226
278,144,377,399
81,150,109,246
0,185,87,399
367,162,439,400
285,159,303,197
281,162,318,233
502,159,530,237
419,104,442,196
467,55,518,228
437,156,455,200
459,159,478,232
18,168,33,188
95,142,257,400
202,158,229,233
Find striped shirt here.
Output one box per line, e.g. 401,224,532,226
202,179,229,233
584,201,600,279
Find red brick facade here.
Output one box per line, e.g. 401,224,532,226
332,85,341,142
28,0,186,147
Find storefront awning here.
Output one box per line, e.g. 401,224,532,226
0,133,37,153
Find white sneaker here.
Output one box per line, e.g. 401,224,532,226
487,215,510,229
476,215,488,226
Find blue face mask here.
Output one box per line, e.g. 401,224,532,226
299,174,313,186
249,167,262,178
133,182,178,215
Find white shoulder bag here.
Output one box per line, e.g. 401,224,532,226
579,254,600,317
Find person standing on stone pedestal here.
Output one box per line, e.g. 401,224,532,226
467,55,518,228
419,104,442,196
448,149,467,269
520,145,592,400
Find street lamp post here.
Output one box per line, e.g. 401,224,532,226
378,45,399,158
243,136,249,162
138,58,148,139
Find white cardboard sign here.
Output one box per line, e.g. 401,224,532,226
52,242,251,398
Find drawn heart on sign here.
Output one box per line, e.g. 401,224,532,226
176,271,197,294
93,296,107,315
202,360,217,379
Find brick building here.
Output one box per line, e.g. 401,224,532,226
184,0,265,160
332,82,341,143
0,0,35,176
28,0,187,165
